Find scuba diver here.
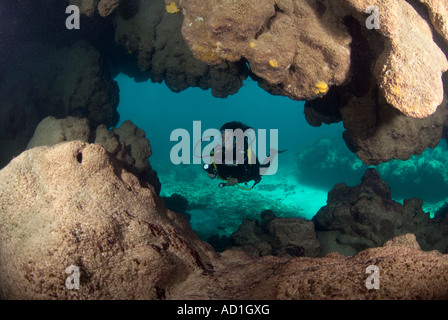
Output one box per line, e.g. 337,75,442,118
202,121,272,190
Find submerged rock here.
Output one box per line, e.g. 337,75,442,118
313,168,448,255
173,234,448,300
26,116,161,195
4,0,448,168
69,0,122,17
179,0,352,101
173,0,448,164
228,211,321,258
0,141,216,299
1,142,448,299
113,0,248,98
0,40,119,169
296,135,448,202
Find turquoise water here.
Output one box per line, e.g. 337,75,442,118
115,73,448,241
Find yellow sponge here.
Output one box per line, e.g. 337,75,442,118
269,59,279,68
315,81,329,94
166,2,180,13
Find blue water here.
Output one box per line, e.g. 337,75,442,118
115,74,344,165
115,73,448,240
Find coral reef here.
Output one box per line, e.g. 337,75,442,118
296,137,367,189
157,160,309,240
176,0,447,117
295,136,448,202
2,0,448,301
303,1,448,165
1,142,448,299
26,116,161,194
375,144,448,202
313,168,448,255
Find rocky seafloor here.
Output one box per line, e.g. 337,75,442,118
1,0,448,299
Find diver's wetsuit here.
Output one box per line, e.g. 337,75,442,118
213,147,261,184
206,132,261,185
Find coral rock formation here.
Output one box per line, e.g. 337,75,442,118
178,0,352,101
26,116,161,194
343,0,448,118
228,211,321,258
0,141,215,299
172,236,448,299
176,0,448,117
1,143,448,299
113,0,247,98
174,0,448,164
305,6,448,165
419,0,448,44
27,116,91,150
313,168,448,255
4,0,448,167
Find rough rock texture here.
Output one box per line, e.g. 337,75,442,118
419,0,448,44
109,120,152,172
172,237,448,299
113,0,248,98
342,0,448,118
0,141,215,299
228,211,321,258
176,0,447,117
313,168,448,255
177,0,352,101
103,120,162,194
1,142,448,299
171,0,448,164
27,117,91,150
341,89,448,166
69,0,98,17
305,15,448,165
26,116,161,195
62,0,448,165
5,0,447,167
0,40,119,169
98,0,121,17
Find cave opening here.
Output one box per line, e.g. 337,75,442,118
114,73,345,241
114,72,448,245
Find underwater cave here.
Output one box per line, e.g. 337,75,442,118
0,0,448,301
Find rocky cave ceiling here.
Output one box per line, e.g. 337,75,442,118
1,0,448,167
